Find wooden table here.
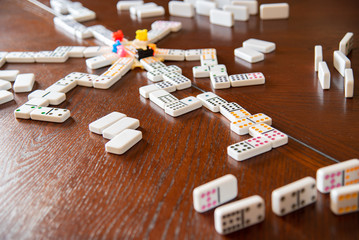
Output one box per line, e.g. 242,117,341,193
0,0,358,239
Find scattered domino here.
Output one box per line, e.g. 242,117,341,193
249,123,288,148
193,66,210,78
316,159,359,193
103,117,140,139
105,129,142,155
243,39,276,53
220,102,251,122
86,53,120,69
196,0,216,16
214,195,265,234
30,106,71,123
0,52,7,68
318,61,330,90
165,96,202,117
0,79,11,90
234,47,264,63
210,9,234,27
339,32,354,56
0,70,19,82
227,136,272,161
232,0,258,15
260,3,289,20
196,92,228,112
162,72,191,90
147,65,182,82
151,20,182,32
6,52,36,63
223,5,249,21
193,174,238,213
272,177,317,216
14,98,49,119
149,89,179,109
137,6,165,18
89,112,127,135
330,184,359,215
210,71,230,89
229,72,265,87
0,90,14,105
168,1,195,18
231,113,272,135
333,50,351,77
154,49,185,61
46,77,77,93
314,45,323,72
28,90,66,105
117,1,144,10
13,73,35,93
344,69,354,98
139,81,176,98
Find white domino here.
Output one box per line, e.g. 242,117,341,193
220,102,251,122
30,106,71,123
162,72,191,90
151,20,182,32
0,52,7,68
330,184,359,215
231,113,272,135
344,68,354,98
234,47,264,63
88,25,115,46
0,70,19,82
13,73,35,93
185,48,216,61
193,66,210,78
103,117,140,139
196,0,216,16
260,3,289,20
89,112,127,135
140,57,166,72
137,6,165,18
271,177,317,216
0,90,14,105
76,73,99,87
83,46,112,58
105,129,142,155
314,45,323,72
67,46,86,58
0,79,11,90
28,90,66,105
214,195,265,235
316,159,359,194
200,54,218,67
6,52,35,63
210,71,230,89
249,123,288,148
196,92,228,112
117,1,144,10
50,46,71,62
227,136,272,161
46,77,77,93
53,16,92,39
232,0,258,15
130,3,157,15
193,174,238,213
86,53,120,69
165,96,202,117
149,89,178,109
147,27,171,43
209,64,227,74
154,48,185,61
229,72,265,87
333,50,351,77
139,81,176,98
168,1,195,18
318,61,330,89
14,98,49,119
243,38,276,53
339,32,354,56
223,5,249,21
147,65,182,82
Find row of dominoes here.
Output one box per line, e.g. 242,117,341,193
50,0,96,22
235,38,276,63
314,32,354,97
89,112,142,155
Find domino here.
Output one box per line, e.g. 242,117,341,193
271,177,317,216
162,72,191,90
149,89,178,109
214,195,265,235
193,174,238,213
185,48,216,61
168,1,195,18
330,184,359,215
234,47,264,63
316,159,359,193
314,45,323,72
0,70,19,82
249,123,288,148
210,71,230,89
67,46,86,58
140,57,166,72
50,46,71,62
86,53,120,69
200,54,218,67
76,73,99,87
13,73,35,93
193,66,210,78
83,46,112,58
227,136,272,161
154,48,185,61
339,32,354,55
165,96,202,117
139,81,176,98
344,69,354,98
147,65,182,82
14,98,49,119
30,106,71,123
196,1,216,16
63,72,86,81
0,90,14,105
231,113,272,135
333,50,351,77
223,5,249,21
53,16,93,39
209,64,227,74
260,3,289,20
196,92,228,112
105,129,142,155
219,102,251,122
243,38,276,53
50,0,69,14
231,0,258,15
68,7,96,23
103,117,140,139
151,20,182,32
0,52,8,68
28,90,66,105
46,77,77,93
117,1,144,10
6,52,36,63
89,112,127,135
137,6,165,18
130,3,157,15
88,25,115,46
0,79,11,90
229,72,265,87
147,27,171,43
318,61,330,90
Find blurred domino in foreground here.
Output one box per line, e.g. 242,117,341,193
330,184,359,215
271,177,317,216
0,70,19,81
249,123,288,148
243,39,275,53
196,92,227,112
214,195,265,234
193,174,238,213
0,52,7,68
314,45,323,72
333,50,351,77
234,47,264,63
344,69,354,98
0,80,11,90
105,129,142,155
260,3,289,20
30,106,70,123
227,136,272,161
316,159,359,193
0,90,14,105
339,32,354,55
89,112,127,135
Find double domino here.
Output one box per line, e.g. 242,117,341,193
330,184,359,215
248,123,288,148
231,114,272,135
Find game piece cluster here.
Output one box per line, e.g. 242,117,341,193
89,112,142,155
235,38,276,63
194,158,359,235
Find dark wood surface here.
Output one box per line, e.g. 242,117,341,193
0,0,358,239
